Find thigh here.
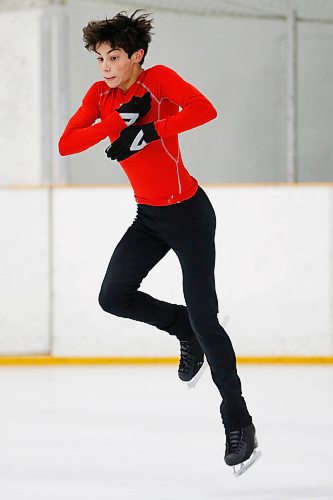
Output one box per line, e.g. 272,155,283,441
175,236,219,316
169,194,218,314
100,220,171,292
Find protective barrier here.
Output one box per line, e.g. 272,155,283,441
1,184,332,358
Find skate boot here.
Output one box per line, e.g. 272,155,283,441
178,335,204,387
224,423,261,476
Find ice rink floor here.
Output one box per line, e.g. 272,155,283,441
0,363,332,500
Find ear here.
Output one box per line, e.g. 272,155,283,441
131,48,144,64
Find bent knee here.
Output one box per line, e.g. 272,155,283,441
98,284,133,316
98,288,120,315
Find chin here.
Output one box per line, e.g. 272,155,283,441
104,78,119,88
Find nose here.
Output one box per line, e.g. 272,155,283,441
103,60,110,72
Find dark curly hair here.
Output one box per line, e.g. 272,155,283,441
82,10,153,65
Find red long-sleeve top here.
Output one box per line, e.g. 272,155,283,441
59,65,217,206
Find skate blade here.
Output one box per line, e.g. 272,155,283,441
233,449,262,477
187,361,207,389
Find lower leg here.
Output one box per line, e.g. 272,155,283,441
99,286,194,341
100,285,203,381
189,312,252,431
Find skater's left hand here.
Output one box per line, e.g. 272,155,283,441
116,92,152,126
105,122,160,161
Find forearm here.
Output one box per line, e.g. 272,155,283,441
155,94,217,138
58,109,126,156
149,65,217,139
59,122,107,155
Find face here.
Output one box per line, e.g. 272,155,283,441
95,42,144,90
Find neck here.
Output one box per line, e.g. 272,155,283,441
120,65,144,91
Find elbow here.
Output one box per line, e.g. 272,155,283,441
200,98,217,123
58,136,69,156
209,103,218,121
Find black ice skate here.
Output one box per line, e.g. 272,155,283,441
178,336,205,388
224,423,261,476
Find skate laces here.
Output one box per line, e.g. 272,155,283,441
226,429,244,452
179,340,194,373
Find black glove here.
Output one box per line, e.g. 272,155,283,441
116,92,151,126
105,122,160,161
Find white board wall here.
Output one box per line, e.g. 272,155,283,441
1,185,332,357
0,189,50,354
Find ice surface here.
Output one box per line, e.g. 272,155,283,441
0,364,332,500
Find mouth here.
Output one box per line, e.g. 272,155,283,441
104,76,116,81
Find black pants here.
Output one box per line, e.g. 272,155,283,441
99,186,252,431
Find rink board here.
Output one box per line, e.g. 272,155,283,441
0,184,332,357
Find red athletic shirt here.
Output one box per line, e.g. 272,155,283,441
58,65,217,206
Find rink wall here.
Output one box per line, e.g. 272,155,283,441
0,184,332,359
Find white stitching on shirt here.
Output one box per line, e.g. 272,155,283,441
137,81,182,194
99,89,111,108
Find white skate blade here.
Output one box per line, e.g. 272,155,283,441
233,449,262,477
187,360,207,389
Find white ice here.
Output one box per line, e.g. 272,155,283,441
0,364,332,500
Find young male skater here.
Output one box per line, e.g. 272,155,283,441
58,10,260,474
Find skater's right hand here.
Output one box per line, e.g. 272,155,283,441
116,92,151,127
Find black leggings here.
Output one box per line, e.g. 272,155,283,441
99,186,252,431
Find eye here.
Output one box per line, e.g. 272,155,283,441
96,57,103,62
110,55,120,61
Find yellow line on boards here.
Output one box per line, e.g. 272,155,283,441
0,356,178,366
237,356,333,364
0,356,333,366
